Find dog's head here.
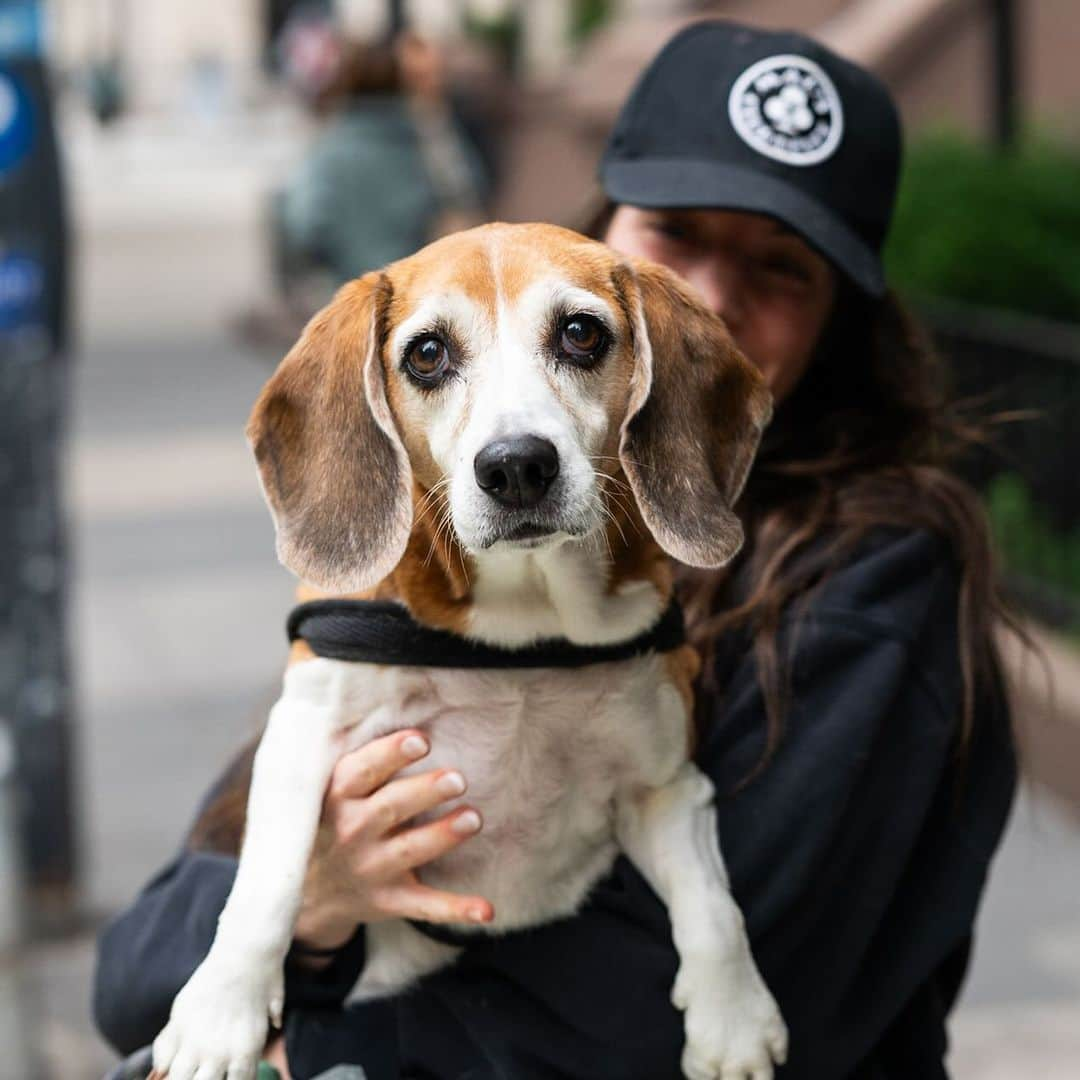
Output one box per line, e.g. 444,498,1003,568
248,223,772,593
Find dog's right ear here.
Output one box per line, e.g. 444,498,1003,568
617,257,772,569
247,273,413,593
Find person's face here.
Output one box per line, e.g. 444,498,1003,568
604,206,837,402
396,33,444,100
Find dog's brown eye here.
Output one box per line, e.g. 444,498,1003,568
559,316,606,361
406,336,450,384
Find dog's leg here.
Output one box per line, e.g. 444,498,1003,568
153,659,364,1080
351,918,462,1001
616,763,788,1080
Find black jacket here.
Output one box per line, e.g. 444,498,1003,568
93,529,1016,1079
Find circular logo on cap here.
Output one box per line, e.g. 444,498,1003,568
728,54,843,167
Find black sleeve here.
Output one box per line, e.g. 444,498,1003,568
93,852,237,1055
395,529,1015,1080
698,528,1015,1077
93,809,371,1067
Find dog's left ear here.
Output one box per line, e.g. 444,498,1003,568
617,257,772,568
246,273,413,592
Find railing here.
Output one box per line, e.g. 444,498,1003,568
821,0,1019,148
927,302,1080,629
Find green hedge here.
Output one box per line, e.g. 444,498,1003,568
885,133,1080,323
986,472,1080,624
465,0,612,65
569,0,614,43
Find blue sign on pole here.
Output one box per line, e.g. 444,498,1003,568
0,68,34,174
0,0,43,60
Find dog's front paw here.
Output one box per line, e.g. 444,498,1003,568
152,952,284,1080
674,958,787,1080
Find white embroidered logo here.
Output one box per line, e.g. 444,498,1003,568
728,54,844,167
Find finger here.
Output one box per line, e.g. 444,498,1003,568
359,767,468,838
375,881,494,926
327,729,429,801
366,806,483,878
769,1022,789,1065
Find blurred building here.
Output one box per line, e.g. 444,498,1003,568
486,0,1080,225
45,2,1080,226
49,0,266,114
39,1,1080,125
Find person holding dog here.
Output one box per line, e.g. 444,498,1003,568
95,21,1016,1080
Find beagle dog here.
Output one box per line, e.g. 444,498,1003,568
152,223,786,1080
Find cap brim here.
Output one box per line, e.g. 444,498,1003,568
600,157,885,297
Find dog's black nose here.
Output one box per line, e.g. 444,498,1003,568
474,436,559,509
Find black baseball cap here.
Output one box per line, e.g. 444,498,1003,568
599,20,902,296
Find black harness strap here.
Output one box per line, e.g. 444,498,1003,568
288,597,686,669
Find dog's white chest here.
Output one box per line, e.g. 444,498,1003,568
349,654,688,929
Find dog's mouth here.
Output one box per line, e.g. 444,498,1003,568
504,522,553,541
463,490,600,553
482,513,596,549
485,521,559,549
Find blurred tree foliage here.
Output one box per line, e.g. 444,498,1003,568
464,7,521,71
570,0,614,44
885,133,1080,323
464,0,612,69
986,472,1080,619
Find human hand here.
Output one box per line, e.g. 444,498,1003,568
293,730,494,951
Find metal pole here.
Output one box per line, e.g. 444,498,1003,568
0,718,35,1078
0,0,77,931
0,722,23,945
388,0,407,37
990,0,1019,148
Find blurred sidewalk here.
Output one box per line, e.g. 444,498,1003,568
59,106,307,342
9,112,1080,1079
15,111,299,1079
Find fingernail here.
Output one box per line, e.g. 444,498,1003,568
452,809,481,835
436,771,466,797
469,905,491,923
402,734,428,759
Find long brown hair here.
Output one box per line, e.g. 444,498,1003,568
677,267,1017,773
313,40,402,113
582,197,1019,771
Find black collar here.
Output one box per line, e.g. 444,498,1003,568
287,597,685,669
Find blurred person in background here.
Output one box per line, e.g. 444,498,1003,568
269,17,489,324
95,20,1018,1080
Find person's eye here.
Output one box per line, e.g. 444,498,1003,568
404,335,451,385
648,218,692,243
756,253,813,284
556,314,609,366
